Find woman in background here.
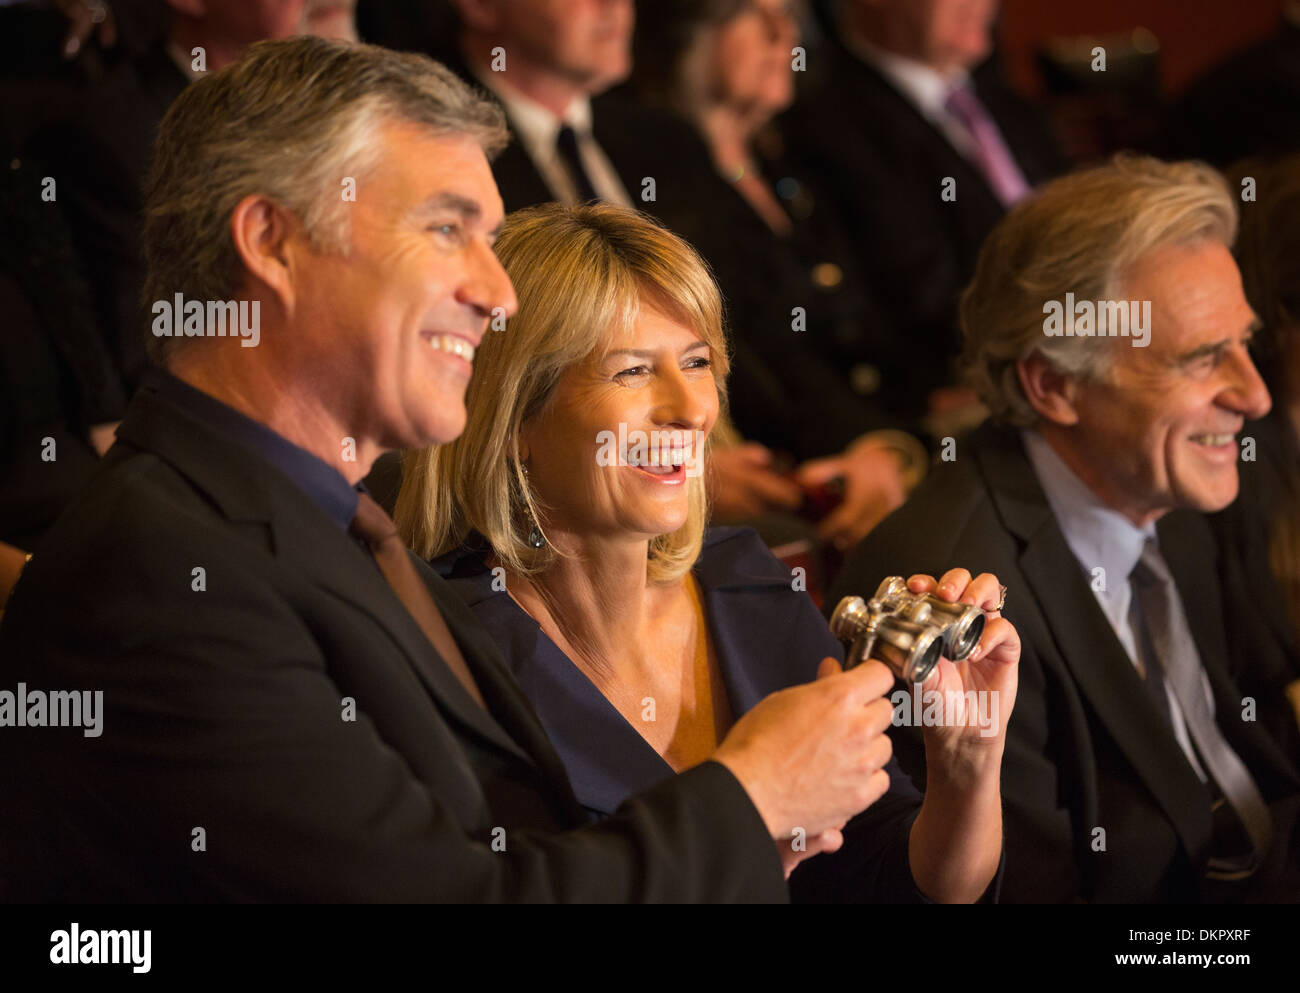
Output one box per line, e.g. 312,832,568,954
628,0,927,552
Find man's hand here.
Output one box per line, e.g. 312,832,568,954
709,442,803,519
713,656,896,840
795,438,906,550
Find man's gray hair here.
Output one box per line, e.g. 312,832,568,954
960,154,1238,426
143,37,508,364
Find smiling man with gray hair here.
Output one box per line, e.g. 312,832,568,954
832,154,1300,902
0,36,905,903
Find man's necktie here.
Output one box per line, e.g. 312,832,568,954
350,492,486,710
555,124,600,203
942,83,1031,208
1131,539,1272,878
1128,567,1173,729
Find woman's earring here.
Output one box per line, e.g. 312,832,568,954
527,522,546,549
521,464,546,549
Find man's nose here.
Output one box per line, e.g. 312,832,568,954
457,239,517,320
1221,343,1272,421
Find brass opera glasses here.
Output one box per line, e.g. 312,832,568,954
829,578,986,684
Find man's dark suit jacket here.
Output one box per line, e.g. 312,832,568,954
829,422,1300,902
433,526,934,903
0,382,787,902
780,48,1064,414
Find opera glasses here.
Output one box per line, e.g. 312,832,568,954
829,577,986,684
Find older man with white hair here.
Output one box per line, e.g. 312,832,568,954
832,154,1300,902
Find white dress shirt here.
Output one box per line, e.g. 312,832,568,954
470,65,632,208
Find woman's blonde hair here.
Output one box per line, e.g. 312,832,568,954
961,154,1238,426
395,202,731,584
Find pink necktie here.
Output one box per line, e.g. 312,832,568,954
943,84,1031,208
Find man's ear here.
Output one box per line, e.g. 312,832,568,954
1016,351,1081,426
229,194,300,315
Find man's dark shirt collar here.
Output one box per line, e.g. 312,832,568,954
144,366,360,531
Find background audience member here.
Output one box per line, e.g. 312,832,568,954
0,1,353,547
0,139,121,547
24,1,313,400
628,0,927,551
438,0,713,214
782,0,1064,429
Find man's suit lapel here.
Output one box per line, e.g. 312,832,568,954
976,426,1215,856
416,559,585,799
273,508,542,765
117,386,538,768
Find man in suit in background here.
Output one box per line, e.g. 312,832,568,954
0,36,900,902
832,155,1300,902
441,0,713,215
783,0,1063,424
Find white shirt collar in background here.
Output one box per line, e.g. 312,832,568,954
469,64,632,207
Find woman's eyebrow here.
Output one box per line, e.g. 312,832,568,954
604,340,709,360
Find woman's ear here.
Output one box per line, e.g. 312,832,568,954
1016,351,1082,426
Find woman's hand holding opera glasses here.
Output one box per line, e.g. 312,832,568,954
802,569,1020,892
893,569,1018,756
833,567,1018,752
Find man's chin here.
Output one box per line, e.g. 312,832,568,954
572,56,631,95
423,420,467,447
393,411,466,450
1179,476,1241,514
